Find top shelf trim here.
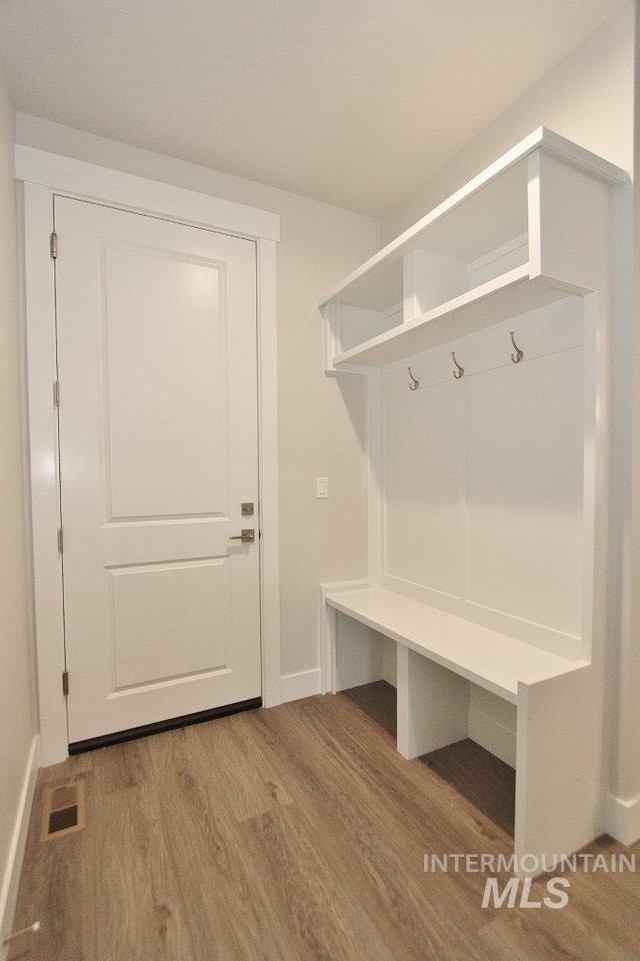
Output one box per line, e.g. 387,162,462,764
318,127,628,310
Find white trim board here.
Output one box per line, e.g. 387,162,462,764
15,147,280,242
606,791,640,848
280,669,322,704
18,151,282,764
0,736,40,958
319,580,372,694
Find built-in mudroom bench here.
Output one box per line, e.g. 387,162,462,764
318,128,629,870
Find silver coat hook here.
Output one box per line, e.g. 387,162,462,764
510,330,524,364
408,367,419,391
451,351,464,380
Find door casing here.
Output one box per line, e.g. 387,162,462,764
17,146,282,764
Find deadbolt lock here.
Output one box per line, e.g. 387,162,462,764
229,529,255,544
241,502,255,516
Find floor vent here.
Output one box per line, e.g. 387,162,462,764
41,781,86,841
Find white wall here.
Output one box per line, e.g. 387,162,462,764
15,114,381,687
382,1,634,241
0,51,38,928
380,3,638,831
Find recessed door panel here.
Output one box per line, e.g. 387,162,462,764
109,559,230,689
103,247,227,520
384,380,464,598
467,349,584,636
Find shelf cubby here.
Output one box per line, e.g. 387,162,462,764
320,127,627,372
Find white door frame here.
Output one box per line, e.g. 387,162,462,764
16,146,282,765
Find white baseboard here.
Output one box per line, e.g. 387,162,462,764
606,790,640,847
0,735,40,949
468,708,516,768
280,668,321,704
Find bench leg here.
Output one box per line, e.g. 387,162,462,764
397,646,470,759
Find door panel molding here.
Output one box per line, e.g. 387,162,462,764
18,151,281,764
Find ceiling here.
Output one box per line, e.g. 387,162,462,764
0,0,627,216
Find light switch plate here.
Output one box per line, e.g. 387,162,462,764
316,477,328,499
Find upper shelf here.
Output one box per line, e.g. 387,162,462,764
319,127,628,372
322,158,529,314
320,127,627,313
333,267,576,367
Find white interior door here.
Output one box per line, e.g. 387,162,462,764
54,196,261,745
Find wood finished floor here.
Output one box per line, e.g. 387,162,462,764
9,682,640,961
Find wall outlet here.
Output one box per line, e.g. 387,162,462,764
316,477,328,498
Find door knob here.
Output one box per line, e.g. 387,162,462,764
229,529,255,544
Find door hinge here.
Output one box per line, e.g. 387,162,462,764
62,670,69,697
50,232,58,259
53,380,60,408
57,527,64,553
